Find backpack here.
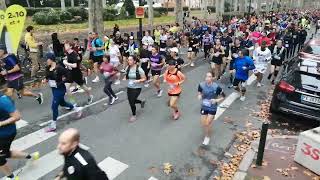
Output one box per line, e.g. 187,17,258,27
5,54,21,71
93,38,103,48
126,65,141,80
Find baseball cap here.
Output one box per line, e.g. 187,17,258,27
170,47,179,53
129,36,134,40
46,53,56,61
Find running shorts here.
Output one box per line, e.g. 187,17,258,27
168,93,181,97
7,77,24,91
0,134,16,166
92,55,103,64
151,70,161,76
233,78,246,87
200,109,216,115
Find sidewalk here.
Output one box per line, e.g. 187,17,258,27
234,136,320,180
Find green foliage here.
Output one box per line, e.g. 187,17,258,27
122,0,135,16
33,10,60,25
183,7,189,11
67,7,88,20
207,6,216,13
59,10,73,21
103,8,117,21
144,10,161,18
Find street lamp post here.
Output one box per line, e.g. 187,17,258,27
138,0,143,43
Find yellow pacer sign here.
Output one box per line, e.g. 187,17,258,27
2,5,27,54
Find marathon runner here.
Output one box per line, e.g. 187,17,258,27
253,41,272,87
100,55,119,105
229,38,243,88
168,47,184,70
231,49,255,101
198,72,225,145
63,42,93,105
139,43,151,87
44,53,83,132
220,30,233,76
106,39,121,85
211,39,225,80
202,31,214,61
187,33,199,67
164,60,185,120
0,45,43,103
268,40,286,84
91,32,104,83
150,46,165,97
0,92,40,180
125,56,146,123
159,29,168,56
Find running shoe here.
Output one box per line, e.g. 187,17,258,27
144,83,150,88
74,107,83,118
5,177,17,180
202,136,210,146
141,100,146,108
257,82,264,87
17,93,22,99
120,69,126,73
114,80,121,85
173,111,180,120
65,103,77,110
109,97,116,105
157,89,163,97
190,62,195,67
129,116,137,123
46,121,57,132
240,96,246,101
92,77,100,83
84,77,88,85
71,88,79,94
87,95,94,104
36,93,43,104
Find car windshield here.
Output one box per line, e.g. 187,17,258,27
303,44,320,55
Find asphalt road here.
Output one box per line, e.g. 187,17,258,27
3,29,320,180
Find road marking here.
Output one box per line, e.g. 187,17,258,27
246,74,256,86
39,91,124,127
215,92,240,120
11,128,56,151
16,119,28,129
6,144,89,180
98,157,129,180
148,177,159,180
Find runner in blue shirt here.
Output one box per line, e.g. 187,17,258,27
0,93,39,180
198,72,225,146
231,49,255,101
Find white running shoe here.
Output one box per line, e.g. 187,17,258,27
202,136,210,146
114,80,121,85
92,77,100,83
240,96,246,101
190,62,195,67
74,107,83,118
257,82,263,87
144,83,150,88
157,89,163,97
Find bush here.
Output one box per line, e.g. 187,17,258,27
183,7,189,11
67,7,88,20
207,6,216,13
26,7,51,16
33,10,60,25
144,10,161,18
59,10,73,22
103,8,117,21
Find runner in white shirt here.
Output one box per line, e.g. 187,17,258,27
142,31,154,51
252,41,272,87
106,39,121,85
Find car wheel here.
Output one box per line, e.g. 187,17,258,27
270,96,280,113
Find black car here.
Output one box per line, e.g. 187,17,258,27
270,57,320,121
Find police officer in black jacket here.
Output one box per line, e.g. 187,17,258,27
55,128,108,180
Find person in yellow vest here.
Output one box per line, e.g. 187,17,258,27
24,26,43,78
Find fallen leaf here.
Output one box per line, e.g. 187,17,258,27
263,176,271,180
312,176,320,180
290,167,298,171
262,161,268,166
224,152,233,158
245,122,253,127
251,164,257,168
280,156,286,160
303,170,312,176
276,168,283,173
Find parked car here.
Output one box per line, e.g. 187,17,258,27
270,57,320,121
299,38,320,61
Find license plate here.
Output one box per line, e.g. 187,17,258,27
301,95,320,105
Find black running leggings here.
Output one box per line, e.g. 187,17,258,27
104,79,117,98
127,88,142,116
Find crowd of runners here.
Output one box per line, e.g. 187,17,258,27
0,8,319,180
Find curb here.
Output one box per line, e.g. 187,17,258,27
232,135,298,180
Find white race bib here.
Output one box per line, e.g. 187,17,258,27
128,80,135,86
285,44,289,48
188,47,192,51
202,99,212,107
48,80,57,88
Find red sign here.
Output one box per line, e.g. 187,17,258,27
135,7,144,18
301,142,320,161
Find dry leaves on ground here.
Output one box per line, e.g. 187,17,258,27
263,176,271,180
163,163,173,175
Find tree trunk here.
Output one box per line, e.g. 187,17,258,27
256,0,261,14
220,0,225,15
234,0,238,11
201,0,208,19
102,0,106,8
89,0,104,35
71,0,75,7
26,0,31,7
175,0,183,25
0,0,6,10
148,0,153,28
61,0,66,10
215,0,219,17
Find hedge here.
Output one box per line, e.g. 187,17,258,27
33,11,60,25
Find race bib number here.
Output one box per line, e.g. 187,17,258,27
188,47,192,51
202,99,212,107
168,83,176,90
48,80,57,88
103,72,110,78
128,80,135,86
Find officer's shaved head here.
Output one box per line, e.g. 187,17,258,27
58,128,80,155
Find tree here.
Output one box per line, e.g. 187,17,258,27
0,0,6,10
102,0,106,8
61,0,66,10
148,0,153,28
123,0,135,16
175,0,183,25
71,0,75,7
25,0,30,7
89,0,104,35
